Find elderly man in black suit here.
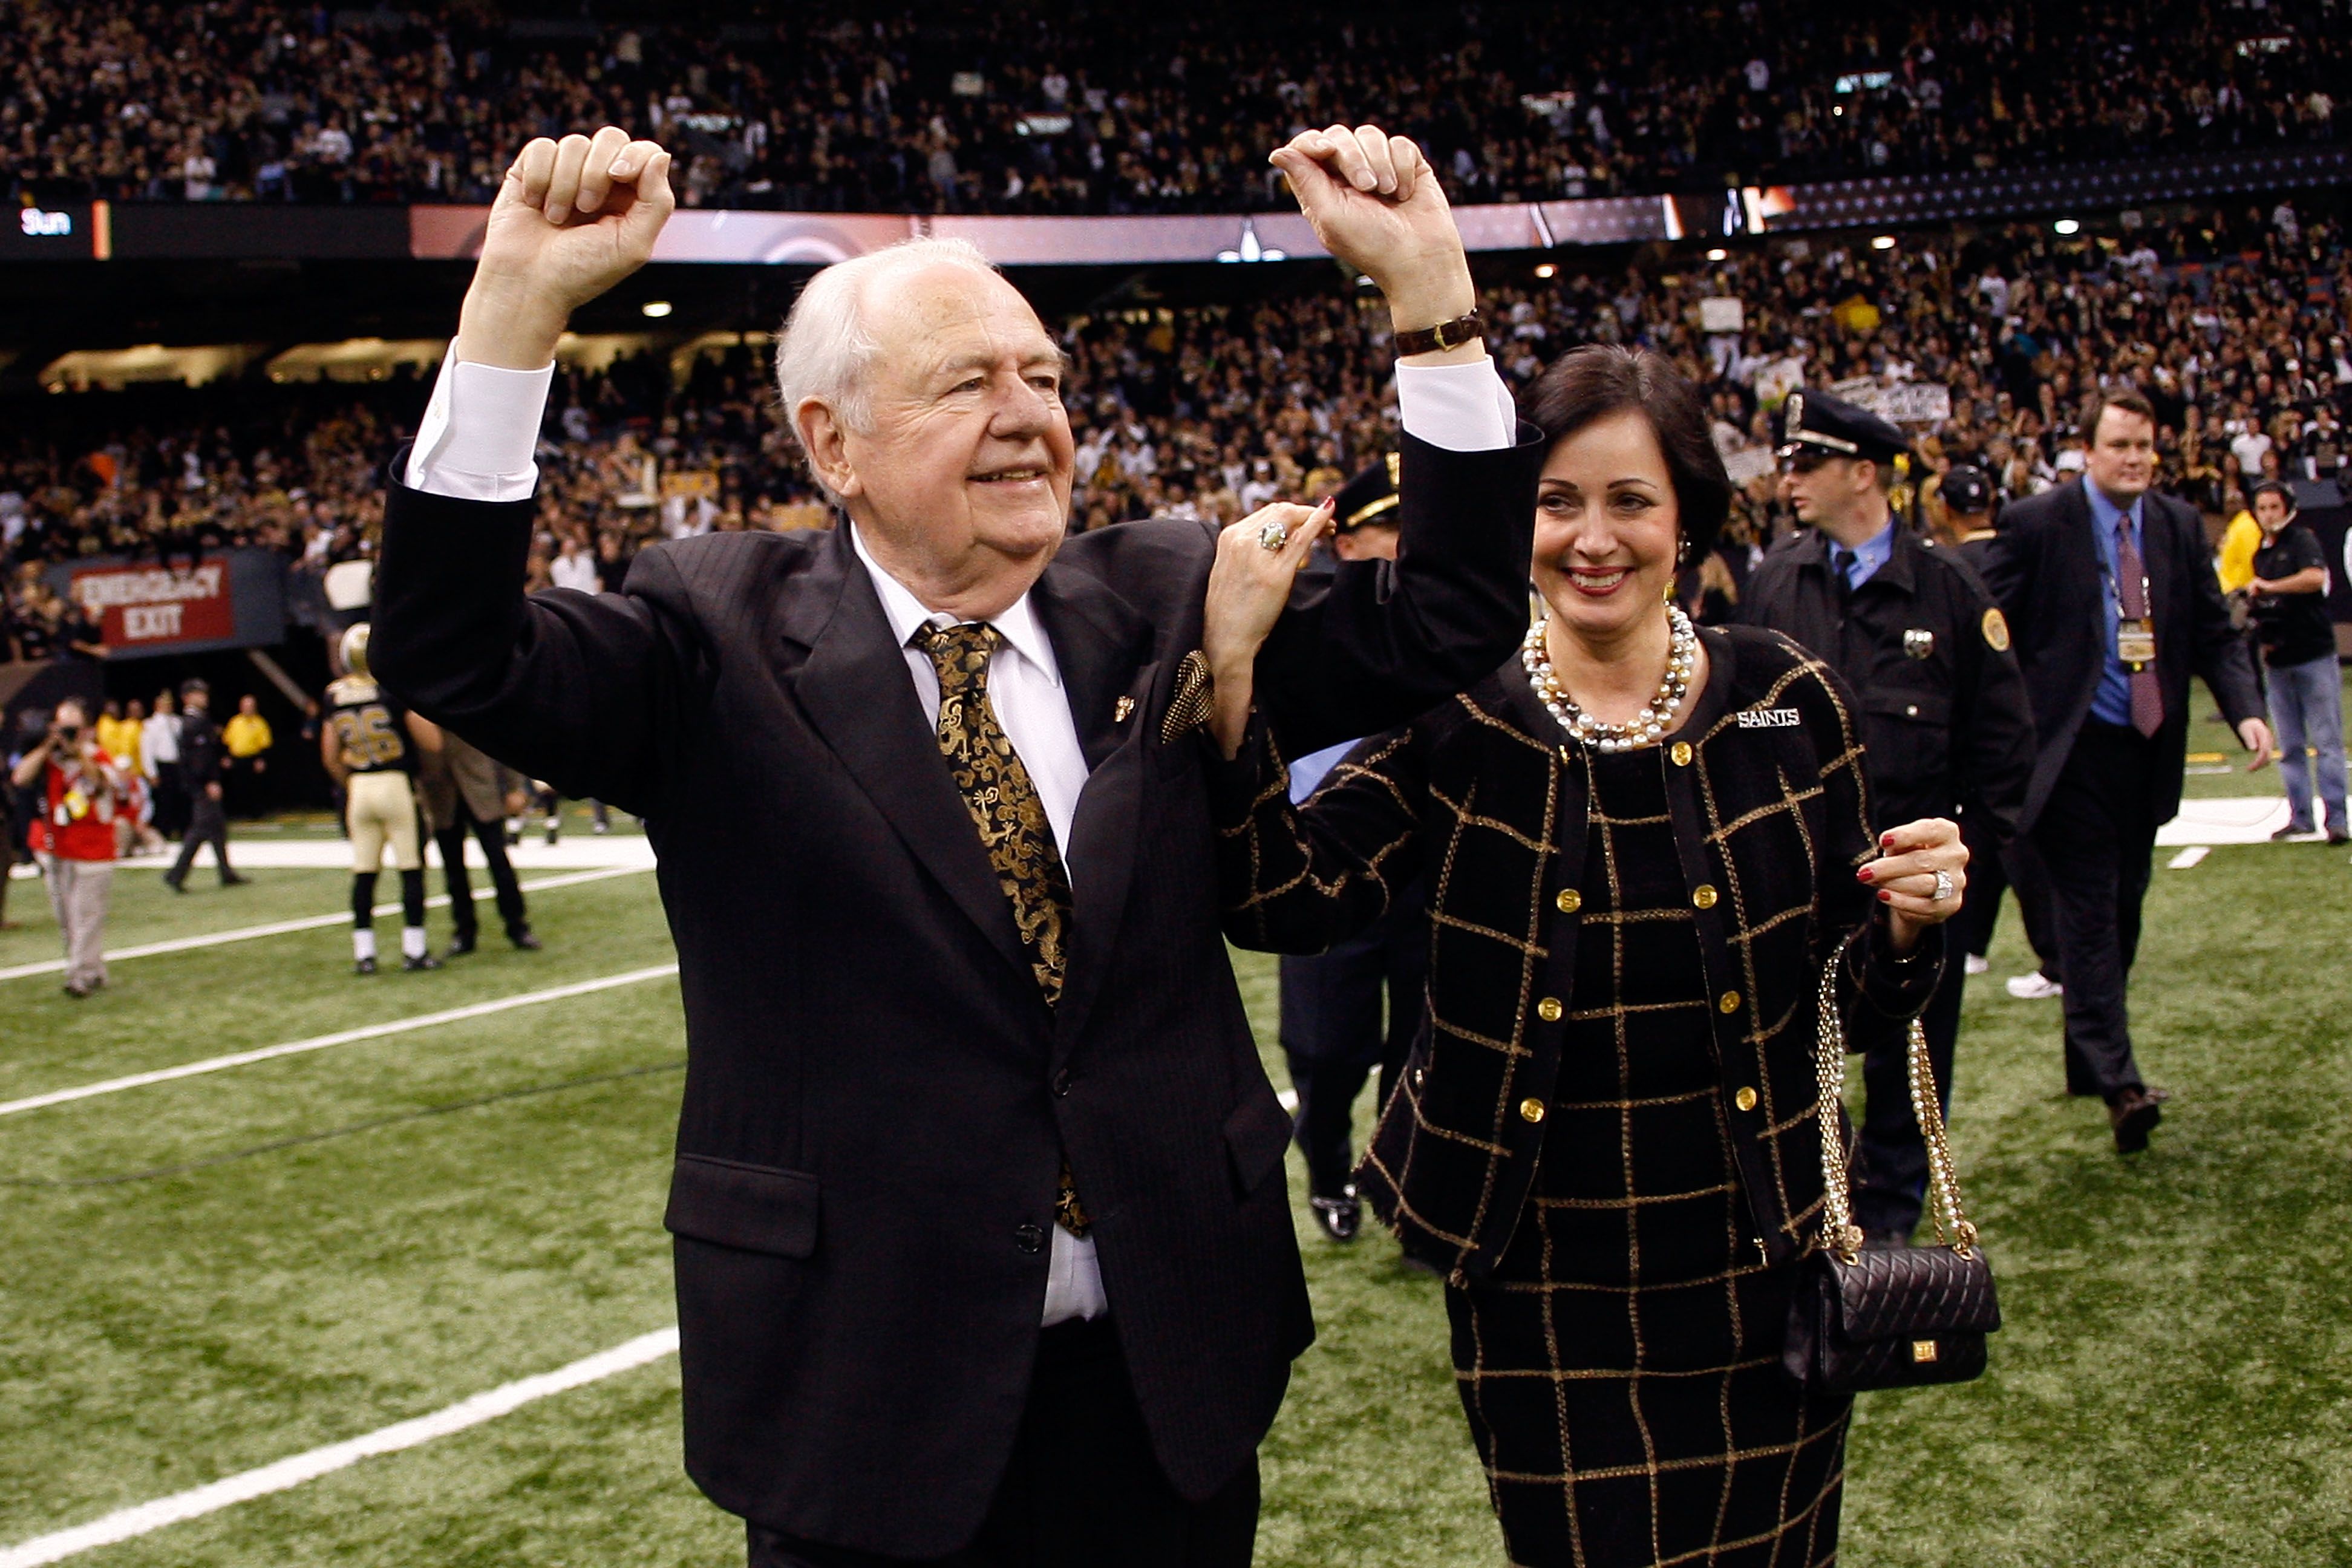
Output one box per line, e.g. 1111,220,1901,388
373,122,1540,1566
1982,385,2271,1154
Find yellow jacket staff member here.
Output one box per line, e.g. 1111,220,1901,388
2217,506,2260,594
222,697,273,759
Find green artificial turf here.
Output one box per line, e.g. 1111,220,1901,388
2,824,2347,1565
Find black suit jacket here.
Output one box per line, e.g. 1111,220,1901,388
372,430,1543,1557
1981,479,2262,831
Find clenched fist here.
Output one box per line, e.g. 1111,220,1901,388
1269,125,1476,358
456,127,677,370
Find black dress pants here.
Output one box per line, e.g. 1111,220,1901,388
745,1318,1258,1568
2030,722,2158,1102
434,808,527,941
1854,932,1962,1236
1276,887,1426,1199
168,792,234,883
2000,837,2065,985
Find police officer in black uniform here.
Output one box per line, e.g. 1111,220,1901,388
1277,456,1429,1245
1742,393,2037,1246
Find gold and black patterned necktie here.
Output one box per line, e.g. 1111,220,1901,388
919,622,1089,1238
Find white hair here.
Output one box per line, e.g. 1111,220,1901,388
773,236,1003,469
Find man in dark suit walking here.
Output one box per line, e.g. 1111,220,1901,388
1982,386,2271,1154
373,122,1539,1566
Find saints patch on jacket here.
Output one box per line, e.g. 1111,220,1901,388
326,676,414,775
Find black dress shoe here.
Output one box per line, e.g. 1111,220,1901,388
2109,1086,2164,1154
162,874,186,894
445,933,478,958
508,927,543,952
220,872,251,887
354,957,377,976
1309,1191,1362,1243
402,952,443,972
2331,829,2350,846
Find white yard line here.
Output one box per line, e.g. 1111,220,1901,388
2166,846,2211,869
0,965,679,1120
0,1328,680,1568
0,866,652,984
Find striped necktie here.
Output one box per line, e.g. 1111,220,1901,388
2113,518,2164,737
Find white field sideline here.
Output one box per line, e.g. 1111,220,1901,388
0,964,680,1120
0,1328,681,1568
0,866,653,984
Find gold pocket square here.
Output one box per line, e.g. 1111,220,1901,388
1160,651,1215,744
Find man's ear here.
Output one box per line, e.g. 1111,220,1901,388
796,399,862,501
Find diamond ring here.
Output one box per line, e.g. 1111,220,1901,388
1257,519,1290,552
1932,869,1955,903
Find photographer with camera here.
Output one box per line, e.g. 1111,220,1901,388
8,697,129,997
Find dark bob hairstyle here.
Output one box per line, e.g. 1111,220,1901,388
1521,345,1733,564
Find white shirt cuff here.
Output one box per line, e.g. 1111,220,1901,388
1394,357,1517,452
404,345,555,503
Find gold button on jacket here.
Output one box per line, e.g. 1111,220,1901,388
1718,990,1741,1014
1670,740,1693,766
1734,1086,1759,1112
1691,884,1718,910
1518,1097,1546,1123
1536,996,1563,1022
1555,888,1583,913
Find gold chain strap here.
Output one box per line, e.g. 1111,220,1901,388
1811,955,1979,1263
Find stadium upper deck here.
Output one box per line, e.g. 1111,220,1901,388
2,0,2344,215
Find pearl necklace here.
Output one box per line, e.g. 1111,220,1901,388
1522,604,1699,754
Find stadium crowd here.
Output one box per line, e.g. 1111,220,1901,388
2,0,2345,215
6,200,2346,662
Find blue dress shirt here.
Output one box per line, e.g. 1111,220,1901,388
1832,518,1898,590
2082,479,2146,727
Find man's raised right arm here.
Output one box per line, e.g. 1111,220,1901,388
374,128,690,815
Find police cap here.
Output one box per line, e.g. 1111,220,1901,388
1330,452,1402,534
1940,463,1994,515
1777,389,1910,465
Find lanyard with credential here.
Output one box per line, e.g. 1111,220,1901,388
2105,529,2157,670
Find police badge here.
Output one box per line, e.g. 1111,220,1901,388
1903,628,1936,659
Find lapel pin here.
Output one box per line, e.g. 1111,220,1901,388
1113,696,1135,723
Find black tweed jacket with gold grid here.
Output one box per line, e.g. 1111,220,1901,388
1212,624,1942,1281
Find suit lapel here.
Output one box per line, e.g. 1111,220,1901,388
2142,494,2176,655
1028,558,1155,1056
783,529,1033,984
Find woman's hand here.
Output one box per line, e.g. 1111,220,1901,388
1858,817,1968,956
1201,500,1333,756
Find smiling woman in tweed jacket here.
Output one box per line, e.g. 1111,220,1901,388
1195,347,1968,1567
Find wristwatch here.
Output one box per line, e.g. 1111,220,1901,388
1393,310,1485,358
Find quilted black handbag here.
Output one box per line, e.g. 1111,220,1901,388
1783,962,2001,1394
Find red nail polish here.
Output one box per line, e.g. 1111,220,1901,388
1878,890,1893,903
1856,867,1874,883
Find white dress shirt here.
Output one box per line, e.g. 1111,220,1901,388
404,339,1518,1327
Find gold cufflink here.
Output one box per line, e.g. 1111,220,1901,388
1114,696,1135,723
